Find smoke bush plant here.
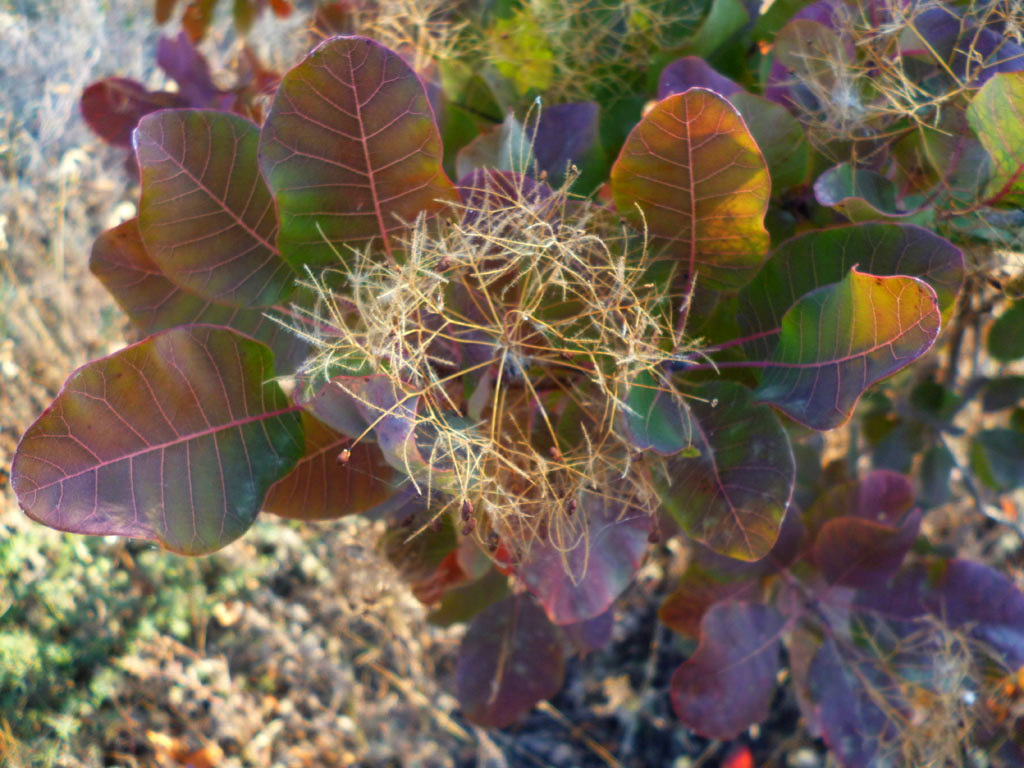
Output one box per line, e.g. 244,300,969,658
13,0,1024,763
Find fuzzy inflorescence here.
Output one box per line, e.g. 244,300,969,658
291,171,699,560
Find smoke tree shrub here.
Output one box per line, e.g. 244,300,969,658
14,0,1024,762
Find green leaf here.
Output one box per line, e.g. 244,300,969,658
738,224,962,365
623,369,692,455
11,326,304,555
454,111,535,179
813,163,915,222
988,300,1024,361
966,72,1024,206
610,88,770,292
970,429,1024,492
686,0,749,59
730,91,809,192
657,381,794,561
754,269,941,430
259,36,458,271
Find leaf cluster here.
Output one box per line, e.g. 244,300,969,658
13,0,1024,764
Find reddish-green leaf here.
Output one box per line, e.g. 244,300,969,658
657,381,794,561
262,411,394,520
182,0,218,42
518,491,652,624
456,595,565,727
738,223,963,362
80,78,184,148
803,469,915,538
754,269,941,431
259,36,458,271
966,72,1024,206
670,602,784,740
136,110,295,307
155,0,180,24
89,219,309,373
814,509,921,589
610,88,770,291
11,326,304,555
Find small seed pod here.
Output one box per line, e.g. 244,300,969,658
486,532,500,551
460,499,473,521
549,445,562,461
336,448,351,465
566,497,577,516
461,517,476,537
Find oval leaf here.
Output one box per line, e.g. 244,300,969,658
136,109,295,307
657,381,794,561
738,223,963,362
11,326,304,555
623,369,692,455
814,509,922,589
814,163,912,222
967,72,1024,206
259,36,458,270
518,491,652,624
754,269,941,430
456,595,565,727
610,88,770,291
90,218,309,373
262,411,394,520
80,78,185,147
671,602,784,740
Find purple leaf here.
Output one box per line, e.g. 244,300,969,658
858,559,1024,669
670,602,785,740
738,223,963,362
136,109,296,307
753,269,941,431
156,32,223,108
657,381,794,561
456,168,553,226
658,56,741,99
89,219,309,373
80,78,185,148
262,411,394,520
517,490,651,624
259,36,458,270
563,609,614,656
660,507,804,638
532,101,601,184
806,635,899,767
11,326,304,555
456,595,565,727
